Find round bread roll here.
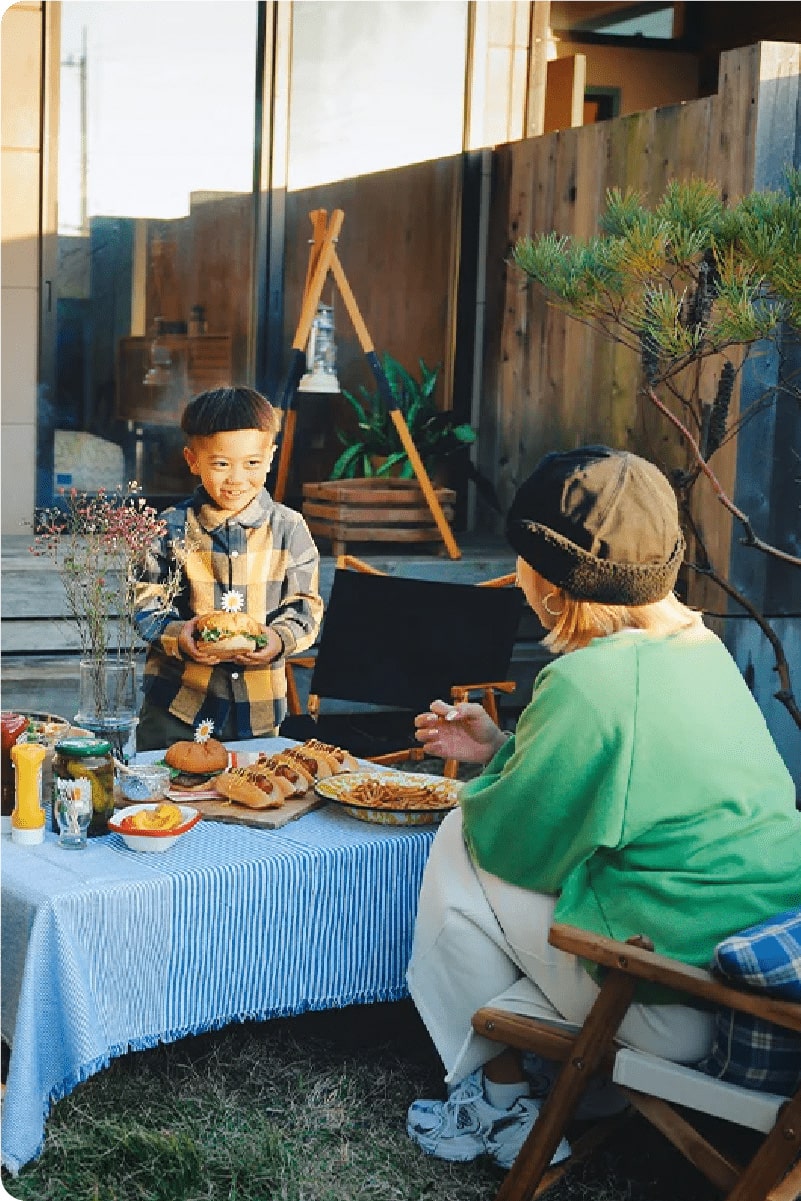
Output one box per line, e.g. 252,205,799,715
195,610,267,655
165,737,229,775
214,768,285,809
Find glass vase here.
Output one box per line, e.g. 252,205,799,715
74,659,139,764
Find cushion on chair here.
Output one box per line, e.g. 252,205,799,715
700,908,801,1095
713,908,801,1000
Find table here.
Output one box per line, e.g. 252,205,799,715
1,740,437,1174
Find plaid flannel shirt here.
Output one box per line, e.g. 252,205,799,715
134,487,323,739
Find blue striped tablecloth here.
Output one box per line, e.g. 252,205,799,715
0,742,438,1174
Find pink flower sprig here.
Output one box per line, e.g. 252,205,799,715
30,482,180,669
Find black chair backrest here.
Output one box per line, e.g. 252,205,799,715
309,570,525,712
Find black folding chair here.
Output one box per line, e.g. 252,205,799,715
281,556,524,775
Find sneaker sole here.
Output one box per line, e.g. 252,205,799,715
406,1122,485,1163
491,1138,572,1172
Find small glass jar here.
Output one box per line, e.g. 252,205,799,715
53,736,115,839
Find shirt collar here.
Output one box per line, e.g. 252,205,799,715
194,486,274,531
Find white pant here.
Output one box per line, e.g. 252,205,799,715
407,808,714,1086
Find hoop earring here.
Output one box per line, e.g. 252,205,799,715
543,591,564,618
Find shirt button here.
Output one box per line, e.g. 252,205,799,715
231,672,240,680
230,550,239,558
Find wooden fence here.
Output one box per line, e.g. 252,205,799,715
479,41,800,613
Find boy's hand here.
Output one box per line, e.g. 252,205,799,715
177,619,282,665
179,616,223,663
227,626,284,666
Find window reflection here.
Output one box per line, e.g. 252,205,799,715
45,1,257,507
287,0,468,190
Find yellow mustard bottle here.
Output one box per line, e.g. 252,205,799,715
11,741,47,845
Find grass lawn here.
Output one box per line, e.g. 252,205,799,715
1,997,743,1201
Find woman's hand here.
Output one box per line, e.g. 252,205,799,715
414,699,509,765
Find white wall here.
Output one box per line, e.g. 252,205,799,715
1,1,41,535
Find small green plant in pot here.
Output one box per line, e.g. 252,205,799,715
330,354,477,482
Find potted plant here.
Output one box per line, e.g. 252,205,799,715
330,353,478,484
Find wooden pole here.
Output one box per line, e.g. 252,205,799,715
274,208,462,560
274,210,345,501
329,254,461,560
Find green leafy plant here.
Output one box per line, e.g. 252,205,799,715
512,173,801,733
330,354,477,481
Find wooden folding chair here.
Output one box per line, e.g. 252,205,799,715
472,923,801,1201
283,555,522,777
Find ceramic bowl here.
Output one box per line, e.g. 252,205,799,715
108,802,200,852
117,763,172,804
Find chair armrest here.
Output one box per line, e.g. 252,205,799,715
549,923,801,1035
285,656,316,716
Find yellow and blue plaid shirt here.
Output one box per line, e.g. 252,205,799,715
134,487,323,738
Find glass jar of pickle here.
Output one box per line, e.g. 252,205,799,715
52,736,115,837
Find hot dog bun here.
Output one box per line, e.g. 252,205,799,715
214,768,285,809
302,739,359,774
256,755,309,796
279,745,331,780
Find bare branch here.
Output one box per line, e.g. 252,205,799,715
645,385,801,569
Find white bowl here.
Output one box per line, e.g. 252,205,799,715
108,802,200,853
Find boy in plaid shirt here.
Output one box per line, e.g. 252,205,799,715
134,387,323,751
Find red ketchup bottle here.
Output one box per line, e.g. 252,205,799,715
1,713,29,820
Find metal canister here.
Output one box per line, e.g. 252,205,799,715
52,736,114,837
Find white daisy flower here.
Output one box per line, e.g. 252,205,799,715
194,719,215,744
220,590,244,613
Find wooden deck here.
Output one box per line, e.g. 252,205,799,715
1,533,550,724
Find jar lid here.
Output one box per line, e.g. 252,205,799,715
55,736,112,757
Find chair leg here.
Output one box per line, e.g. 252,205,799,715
494,966,642,1201
767,1154,801,1201
623,1090,740,1193
726,1088,801,1201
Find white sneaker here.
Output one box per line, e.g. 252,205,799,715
407,1069,571,1169
485,1095,571,1170
522,1053,629,1119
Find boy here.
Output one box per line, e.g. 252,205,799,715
134,386,324,752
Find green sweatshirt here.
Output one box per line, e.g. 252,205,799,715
460,628,800,969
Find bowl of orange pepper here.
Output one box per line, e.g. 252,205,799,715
109,801,201,852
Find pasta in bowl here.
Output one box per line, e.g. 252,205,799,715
315,771,461,826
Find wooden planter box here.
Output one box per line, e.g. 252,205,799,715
302,479,456,557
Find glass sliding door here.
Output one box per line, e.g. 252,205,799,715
40,0,259,507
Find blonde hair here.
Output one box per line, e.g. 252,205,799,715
527,569,703,654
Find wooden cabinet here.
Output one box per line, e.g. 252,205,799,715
116,334,233,425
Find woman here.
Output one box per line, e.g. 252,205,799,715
405,445,800,1171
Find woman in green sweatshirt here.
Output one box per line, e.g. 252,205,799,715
405,445,800,1173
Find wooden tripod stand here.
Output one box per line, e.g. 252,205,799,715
272,209,461,560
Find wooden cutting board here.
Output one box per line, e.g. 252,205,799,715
189,788,327,829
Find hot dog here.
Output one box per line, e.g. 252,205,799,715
214,767,285,810
301,739,359,774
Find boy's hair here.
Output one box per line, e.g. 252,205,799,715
181,387,280,440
